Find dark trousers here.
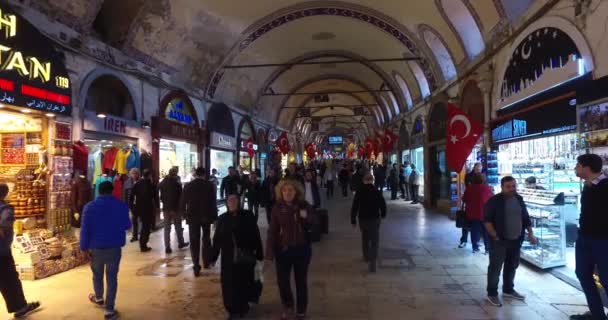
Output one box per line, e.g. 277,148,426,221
487,239,521,296
410,185,419,202
359,219,380,262
248,200,260,221
139,217,153,250
460,228,469,244
470,221,488,251
340,182,348,197
575,235,608,320
265,204,274,225
404,182,410,200
275,246,312,314
391,184,398,200
164,210,185,250
131,213,139,240
0,254,27,313
91,248,121,312
326,180,334,199
399,182,406,198
189,223,212,269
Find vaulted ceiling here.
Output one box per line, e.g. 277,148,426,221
27,0,537,141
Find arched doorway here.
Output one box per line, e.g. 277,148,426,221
152,91,204,183
236,117,257,175
80,72,144,185
206,103,236,200
427,101,450,210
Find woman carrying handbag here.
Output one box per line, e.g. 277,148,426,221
211,195,264,319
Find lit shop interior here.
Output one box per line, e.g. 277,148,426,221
210,148,234,198
0,107,87,280
159,138,198,182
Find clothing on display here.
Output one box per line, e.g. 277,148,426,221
126,145,140,172
72,141,89,176
102,147,118,171
114,148,130,175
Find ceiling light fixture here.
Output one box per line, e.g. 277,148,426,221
21,109,31,114
96,112,106,118
45,113,55,118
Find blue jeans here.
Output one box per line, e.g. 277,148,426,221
91,248,122,312
575,235,608,320
470,221,488,251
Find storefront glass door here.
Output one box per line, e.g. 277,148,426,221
210,149,234,199
159,138,198,183
411,147,424,197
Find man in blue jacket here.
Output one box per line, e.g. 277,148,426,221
81,181,132,320
484,176,537,307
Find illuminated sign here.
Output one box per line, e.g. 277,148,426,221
328,136,343,145
83,111,140,138
492,119,528,142
0,6,71,115
165,98,196,126
210,132,236,150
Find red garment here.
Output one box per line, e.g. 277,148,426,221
72,141,89,176
113,177,123,200
102,147,118,171
462,184,494,221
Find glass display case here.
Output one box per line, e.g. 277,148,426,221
518,189,567,269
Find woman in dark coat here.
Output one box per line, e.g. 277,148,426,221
211,194,264,319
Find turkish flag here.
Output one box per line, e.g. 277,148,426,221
244,137,255,158
305,143,316,159
357,146,365,159
446,103,483,171
383,129,398,153
364,138,375,159
277,132,290,155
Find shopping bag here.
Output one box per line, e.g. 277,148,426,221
455,210,468,229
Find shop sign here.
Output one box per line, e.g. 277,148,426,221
83,111,139,138
164,98,196,126
0,6,72,115
210,132,236,150
492,99,577,144
240,140,258,151
151,116,201,143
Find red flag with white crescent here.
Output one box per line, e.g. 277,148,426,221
383,129,398,153
357,146,365,159
277,132,290,155
305,143,316,159
244,137,255,158
446,103,484,171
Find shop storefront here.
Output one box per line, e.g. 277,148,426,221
427,101,453,211
410,117,425,200
152,91,203,183
0,4,89,280
236,117,257,176
206,103,236,199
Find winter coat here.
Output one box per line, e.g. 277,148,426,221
351,184,387,224
261,176,279,208
80,196,131,251
462,183,494,221
129,179,159,222
221,174,241,198
0,202,14,256
159,175,182,211
181,178,218,225
266,200,314,260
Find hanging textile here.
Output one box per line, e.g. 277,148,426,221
113,176,123,200
92,150,103,180
102,147,119,171
126,145,140,172
72,141,89,176
114,147,131,175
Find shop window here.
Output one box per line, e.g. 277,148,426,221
422,29,457,81
439,0,485,59
394,73,414,109
84,75,136,120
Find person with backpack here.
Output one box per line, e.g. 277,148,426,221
0,183,41,319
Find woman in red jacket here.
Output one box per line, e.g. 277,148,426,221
462,173,494,254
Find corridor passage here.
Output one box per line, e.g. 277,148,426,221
1,192,591,320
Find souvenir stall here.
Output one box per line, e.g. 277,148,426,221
0,3,88,280
153,91,204,183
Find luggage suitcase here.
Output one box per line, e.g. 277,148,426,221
308,211,322,242
317,209,329,234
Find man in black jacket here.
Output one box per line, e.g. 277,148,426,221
338,164,350,197
303,169,321,209
351,174,387,273
570,154,608,320
159,167,188,254
261,167,279,225
181,167,218,276
484,176,537,307
129,170,159,252
244,172,263,221
220,166,241,200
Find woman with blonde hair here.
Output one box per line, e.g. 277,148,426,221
266,179,314,320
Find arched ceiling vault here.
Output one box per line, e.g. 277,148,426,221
30,0,530,137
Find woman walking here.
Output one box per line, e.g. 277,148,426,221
459,162,483,248
461,173,493,253
211,195,264,319
266,179,314,320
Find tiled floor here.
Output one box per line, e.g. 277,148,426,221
1,191,597,319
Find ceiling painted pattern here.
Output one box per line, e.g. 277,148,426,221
24,0,540,141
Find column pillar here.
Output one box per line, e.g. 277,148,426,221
477,68,494,152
